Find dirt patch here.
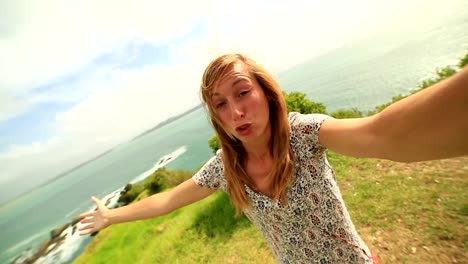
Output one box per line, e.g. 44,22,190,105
361,225,467,264
357,156,468,264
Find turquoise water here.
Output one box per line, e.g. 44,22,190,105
276,12,468,112
0,109,216,263
1,9,468,263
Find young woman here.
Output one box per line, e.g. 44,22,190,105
79,54,468,263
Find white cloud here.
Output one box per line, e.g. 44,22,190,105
55,64,203,143
0,0,204,122
0,137,67,185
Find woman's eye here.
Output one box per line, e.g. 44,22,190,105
215,102,226,109
239,90,250,97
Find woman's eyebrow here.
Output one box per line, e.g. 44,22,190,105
232,78,248,87
211,78,249,98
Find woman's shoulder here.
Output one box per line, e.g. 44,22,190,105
192,150,226,190
288,112,330,154
288,112,330,133
204,150,224,171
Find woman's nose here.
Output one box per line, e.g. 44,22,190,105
230,103,245,120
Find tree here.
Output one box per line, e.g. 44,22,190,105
208,135,220,154
283,91,327,114
330,108,363,119
144,168,170,194
118,184,144,205
419,66,457,89
458,53,468,68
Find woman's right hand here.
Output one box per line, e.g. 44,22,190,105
78,196,111,236
76,179,215,235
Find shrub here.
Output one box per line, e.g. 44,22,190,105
144,168,193,195
458,53,468,68
208,135,220,154
118,184,144,205
330,108,363,119
283,91,327,114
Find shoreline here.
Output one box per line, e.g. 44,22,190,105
10,193,119,264
8,147,187,264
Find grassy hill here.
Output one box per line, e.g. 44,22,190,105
74,152,467,263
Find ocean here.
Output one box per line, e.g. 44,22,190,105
1,8,467,264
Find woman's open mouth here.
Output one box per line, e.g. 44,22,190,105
235,123,252,135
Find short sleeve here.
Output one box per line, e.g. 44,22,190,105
289,112,330,154
192,151,226,191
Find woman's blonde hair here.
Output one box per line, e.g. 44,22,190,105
200,54,294,214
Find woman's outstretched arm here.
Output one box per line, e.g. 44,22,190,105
319,66,468,162
78,179,215,235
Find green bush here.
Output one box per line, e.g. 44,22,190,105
144,168,169,194
330,108,363,119
144,168,193,195
419,66,457,89
283,91,327,114
208,135,220,154
458,53,468,68
164,169,193,187
123,183,132,192
117,168,193,204
118,184,144,205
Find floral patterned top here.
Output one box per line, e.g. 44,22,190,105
192,112,373,263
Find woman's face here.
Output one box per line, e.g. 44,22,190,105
211,63,270,144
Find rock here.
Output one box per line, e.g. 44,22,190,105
71,215,81,226
11,223,70,264
50,223,70,240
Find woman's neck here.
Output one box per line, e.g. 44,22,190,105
243,126,272,161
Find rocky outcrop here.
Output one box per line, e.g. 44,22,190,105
11,190,124,263
11,222,72,264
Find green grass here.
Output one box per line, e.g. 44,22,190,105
327,152,468,263
74,191,274,264
74,154,468,264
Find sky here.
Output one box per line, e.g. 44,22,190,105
0,0,464,204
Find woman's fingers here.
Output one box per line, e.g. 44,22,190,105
79,211,93,219
78,223,95,230
78,196,110,236
79,230,92,236
91,196,105,208
78,224,95,236
79,212,96,235
79,196,103,220
80,217,94,224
